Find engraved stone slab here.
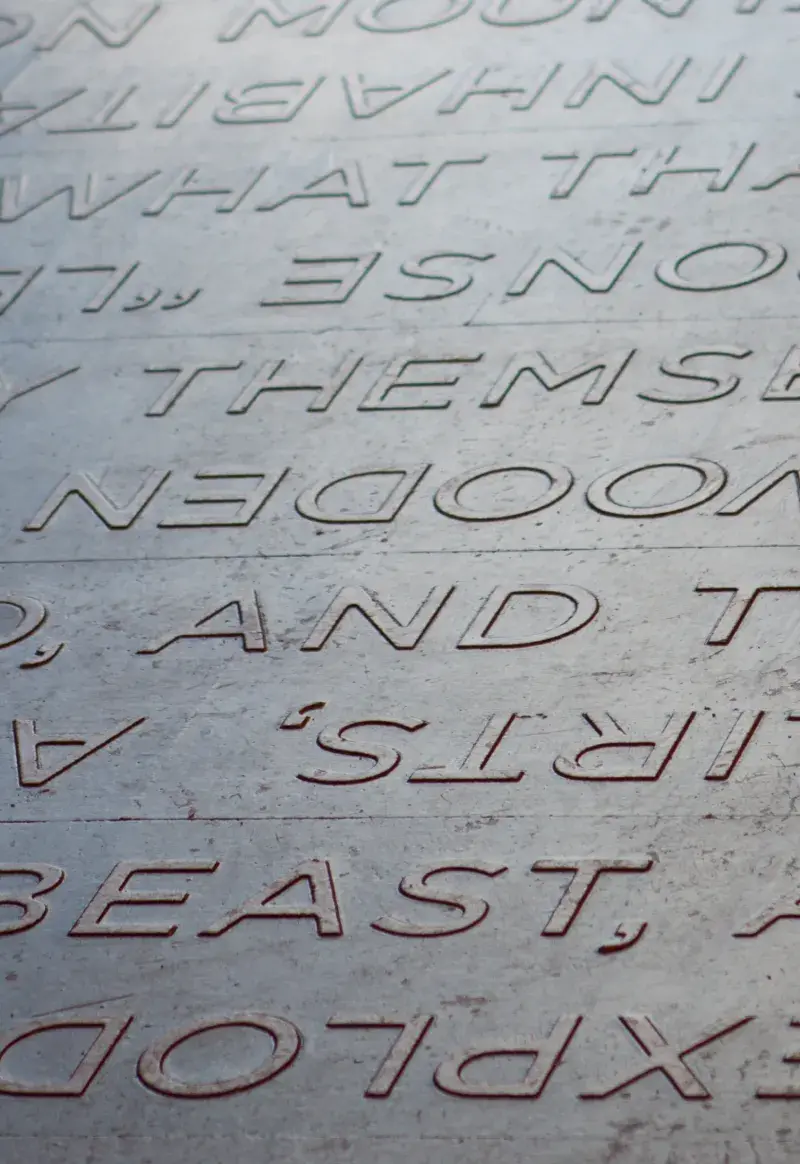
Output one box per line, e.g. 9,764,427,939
1,1,799,1162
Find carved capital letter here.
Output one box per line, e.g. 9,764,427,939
138,1013,301,1097
139,593,268,654
435,1015,582,1097
458,585,599,649
0,1012,132,1095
